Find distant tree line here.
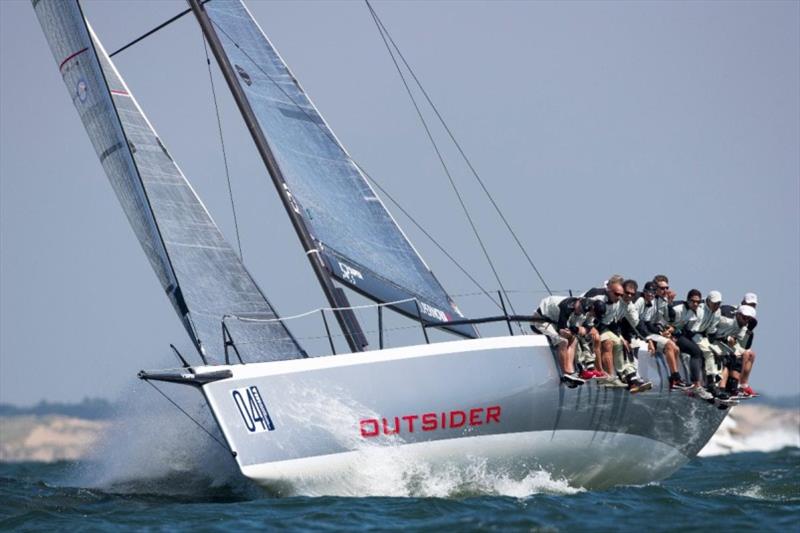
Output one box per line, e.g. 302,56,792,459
0,397,116,420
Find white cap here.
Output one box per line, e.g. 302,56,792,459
737,305,756,319
743,292,758,305
707,290,722,303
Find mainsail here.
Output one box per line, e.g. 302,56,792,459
193,0,477,338
33,0,305,363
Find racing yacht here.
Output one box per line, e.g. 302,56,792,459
32,0,727,492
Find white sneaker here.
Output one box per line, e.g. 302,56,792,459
561,373,585,386
602,377,628,388
692,385,713,401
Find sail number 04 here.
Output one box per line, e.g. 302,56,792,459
231,386,275,433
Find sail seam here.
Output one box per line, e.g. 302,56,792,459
58,46,88,71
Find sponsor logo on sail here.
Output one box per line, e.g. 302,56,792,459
232,386,275,434
359,405,501,438
282,183,301,214
338,262,363,284
419,301,449,322
234,64,252,86
76,78,87,103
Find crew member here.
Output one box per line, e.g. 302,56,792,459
638,281,689,389
712,305,756,397
619,279,653,393
669,289,715,400
738,293,759,396
588,275,628,387
531,295,596,386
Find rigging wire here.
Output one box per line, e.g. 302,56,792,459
206,19,503,312
364,0,521,322
201,33,243,260
144,380,233,456
352,163,501,311
364,1,552,297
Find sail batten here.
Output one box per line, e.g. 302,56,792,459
33,0,305,362
199,0,477,337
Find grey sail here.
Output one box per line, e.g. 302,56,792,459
33,0,305,363
196,0,477,338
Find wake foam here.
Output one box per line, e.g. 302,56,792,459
72,380,257,499
263,448,582,498
699,404,800,457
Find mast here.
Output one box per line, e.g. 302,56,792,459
188,0,364,353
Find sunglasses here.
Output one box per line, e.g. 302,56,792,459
612,291,624,297
624,291,636,297
657,285,669,290
689,299,701,304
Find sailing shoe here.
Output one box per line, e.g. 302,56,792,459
691,385,714,401
740,385,756,397
707,385,730,401
579,369,597,380
669,376,691,390
596,373,616,384
561,373,585,387
602,377,628,388
629,379,653,394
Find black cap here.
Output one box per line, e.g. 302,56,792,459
579,298,593,314
592,299,607,317
644,281,657,293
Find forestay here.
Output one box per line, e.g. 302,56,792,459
200,0,477,338
33,0,305,363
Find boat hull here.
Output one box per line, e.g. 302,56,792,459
200,335,727,493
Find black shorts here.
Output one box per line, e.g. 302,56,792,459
725,353,743,373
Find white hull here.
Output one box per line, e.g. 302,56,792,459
195,335,726,493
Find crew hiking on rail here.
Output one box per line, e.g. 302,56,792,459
532,274,759,401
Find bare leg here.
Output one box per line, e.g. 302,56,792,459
561,339,578,374
601,340,615,376
558,342,570,375
740,350,756,385
590,329,603,373
664,340,680,374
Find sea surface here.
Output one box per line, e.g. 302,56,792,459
1,448,798,531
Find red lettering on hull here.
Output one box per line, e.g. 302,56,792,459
359,405,502,439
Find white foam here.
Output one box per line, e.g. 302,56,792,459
74,380,249,496
277,448,582,498
699,406,800,457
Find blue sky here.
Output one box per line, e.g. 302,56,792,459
1,0,798,404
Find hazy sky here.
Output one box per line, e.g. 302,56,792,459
1,0,798,404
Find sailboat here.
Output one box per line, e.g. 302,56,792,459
33,0,727,491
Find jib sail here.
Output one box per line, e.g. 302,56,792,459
33,0,305,363
194,0,476,338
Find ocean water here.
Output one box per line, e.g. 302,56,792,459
1,448,798,531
